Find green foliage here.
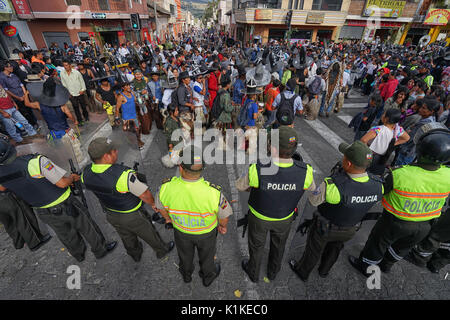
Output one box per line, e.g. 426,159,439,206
201,0,218,26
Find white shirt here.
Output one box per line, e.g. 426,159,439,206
192,81,204,107
162,88,174,107
369,124,402,155
119,47,130,57
342,71,350,87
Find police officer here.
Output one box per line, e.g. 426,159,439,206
349,124,450,276
405,200,450,274
236,126,315,282
82,137,175,263
0,140,116,262
289,141,383,281
0,133,52,251
155,145,233,287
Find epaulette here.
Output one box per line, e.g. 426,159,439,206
161,177,172,185
208,182,222,191
389,165,404,171
369,174,384,183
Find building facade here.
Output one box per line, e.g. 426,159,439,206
232,0,351,43
17,0,150,50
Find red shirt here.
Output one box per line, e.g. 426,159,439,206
380,78,399,101
0,87,14,110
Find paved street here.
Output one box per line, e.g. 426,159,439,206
1,90,449,300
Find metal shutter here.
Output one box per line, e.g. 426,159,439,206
339,26,364,39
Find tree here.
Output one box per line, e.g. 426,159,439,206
202,0,218,27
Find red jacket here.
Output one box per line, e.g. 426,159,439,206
380,79,398,101
208,72,219,108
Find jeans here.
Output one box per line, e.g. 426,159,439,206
264,110,276,128
0,108,36,142
318,91,327,115
319,89,338,115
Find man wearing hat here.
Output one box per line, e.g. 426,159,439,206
236,126,316,282
289,141,383,281
161,71,178,119
155,145,232,286
175,70,195,135
191,69,207,125
146,69,164,130
0,133,117,262
232,65,246,106
25,77,84,164
82,137,175,263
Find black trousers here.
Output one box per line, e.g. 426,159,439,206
70,94,89,123
363,74,374,95
410,207,450,268
0,192,48,250
247,211,294,280
16,99,37,126
173,228,218,284
106,207,170,261
360,211,431,268
35,195,107,261
293,214,357,279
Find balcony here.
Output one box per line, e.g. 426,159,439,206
238,0,280,9
87,0,128,12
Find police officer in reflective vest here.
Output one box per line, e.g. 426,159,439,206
236,126,315,282
289,141,383,281
405,199,450,274
0,134,52,251
82,137,174,263
0,140,116,262
155,146,233,287
349,125,450,276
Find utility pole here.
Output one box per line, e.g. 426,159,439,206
153,0,158,43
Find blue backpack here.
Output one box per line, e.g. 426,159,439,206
238,99,253,127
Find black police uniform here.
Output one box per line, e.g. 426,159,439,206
82,163,171,262
0,190,51,251
0,154,109,261
291,170,383,279
408,199,450,272
245,159,310,281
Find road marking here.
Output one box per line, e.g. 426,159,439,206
343,103,367,109
140,125,158,159
303,119,346,153
226,163,260,300
337,115,353,126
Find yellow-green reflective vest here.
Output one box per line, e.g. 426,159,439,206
159,176,220,234
382,165,450,222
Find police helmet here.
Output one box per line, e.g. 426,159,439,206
414,123,450,165
0,134,16,165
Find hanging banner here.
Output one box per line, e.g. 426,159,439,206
118,31,125,37
362,0,406,18
424,9,450,26
11,0,33,19
88,32,95,37
3,25,17,37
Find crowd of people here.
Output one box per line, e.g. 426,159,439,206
0,30,449,290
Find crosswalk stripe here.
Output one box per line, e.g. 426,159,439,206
337,115,353,126
303,119,346,153
343,103,366,109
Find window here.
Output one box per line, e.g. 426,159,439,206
78,32,90,42
170,4,175,15
66,0,82,5
288,0,293,9
98,0,110,10
312,0,342,11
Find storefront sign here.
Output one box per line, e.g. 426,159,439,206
347,19,402,27
424,9,450,26
306,12,325,24
142,28,150,41
0,0,12,14
92,13,107,19
362,0,406,18
11,0,33,19
118,31,125,37
3,25,17,37
254,9,272,21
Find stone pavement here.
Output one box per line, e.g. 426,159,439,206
1,91,449,300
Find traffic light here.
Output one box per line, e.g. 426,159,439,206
130,13,141,30
285,10,293,27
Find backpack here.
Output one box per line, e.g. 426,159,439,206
308,76,322,95
211,89,226,121
237,98,253,127
276,92,296,120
